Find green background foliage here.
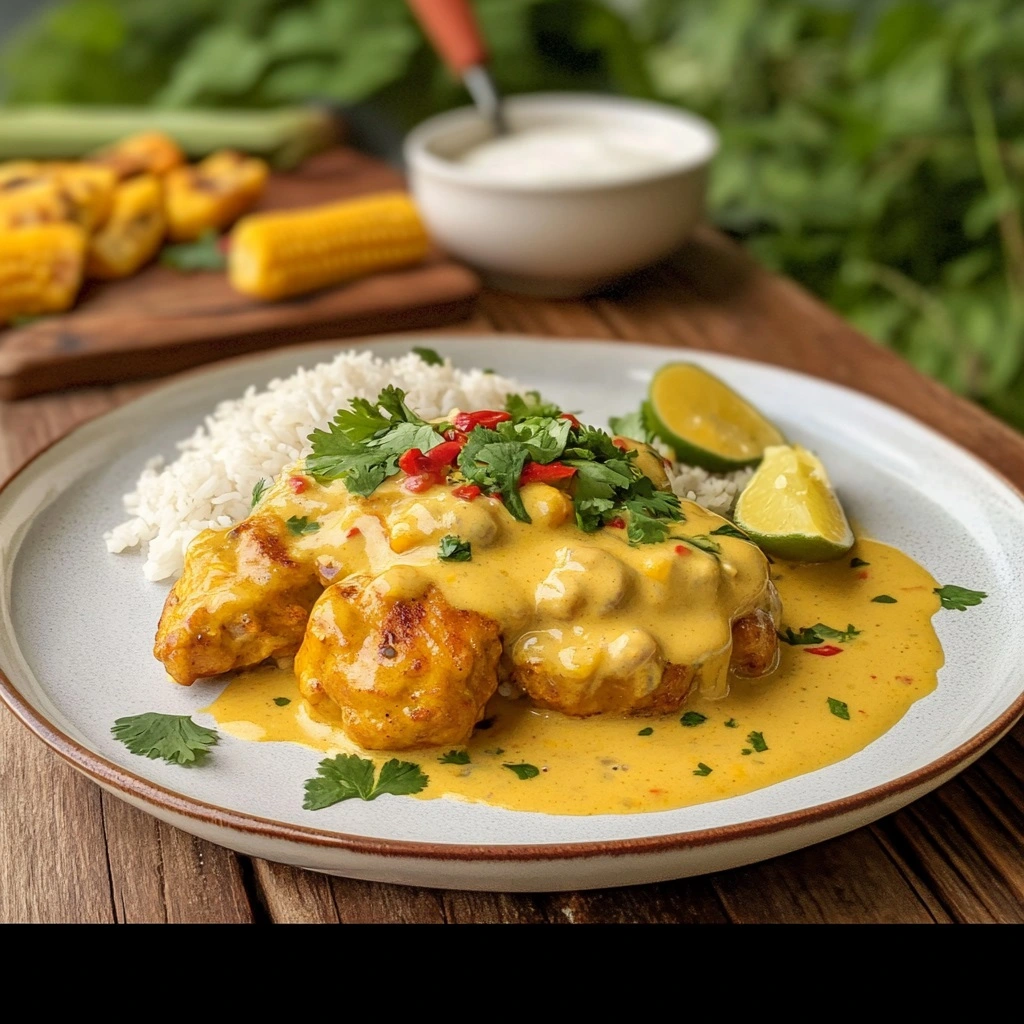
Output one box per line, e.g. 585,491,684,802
3,0,1023,428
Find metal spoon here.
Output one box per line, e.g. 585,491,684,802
407,0,508,136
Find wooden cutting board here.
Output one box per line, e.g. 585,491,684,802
0,149,481,400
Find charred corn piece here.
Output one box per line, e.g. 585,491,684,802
0,223,86,323
86,174,166,279
49,163,116,232
164,149,268,241
89,131,185,180
0,161,43,190
229,191,429,301
0,177,73,229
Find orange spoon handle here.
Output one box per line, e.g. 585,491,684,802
407,0,489,73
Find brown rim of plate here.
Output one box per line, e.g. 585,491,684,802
2,340,1024,864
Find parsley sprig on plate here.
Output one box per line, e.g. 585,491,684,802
306,386,685,545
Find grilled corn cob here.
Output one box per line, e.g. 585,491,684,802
49,163,116,231
0,177,72,229
89,131,185,180
0,161,116,231
0,223,86,323
164,149,268,241
86,174,166,279
229,191,429,301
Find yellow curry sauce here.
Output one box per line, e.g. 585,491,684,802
203,525,942,815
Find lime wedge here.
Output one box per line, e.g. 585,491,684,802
734,444,854,561
647,363,785,471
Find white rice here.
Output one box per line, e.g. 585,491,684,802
106,348,750,582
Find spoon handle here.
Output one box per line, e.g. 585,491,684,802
406,0,489,73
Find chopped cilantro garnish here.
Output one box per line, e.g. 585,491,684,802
724,718,738,728
680,711,707,727
250,478,269,509
747,731,768,753
638,727,654,736
693,763,713,776
412,346,444,366
302,754,428,809
827,697,850,720
850,557,870,568
111,713,218,766
286,515,320,536
683,534,722,557
438,749,471,765
503,762,540,780
273,697,291,707
505,390,562,420
741,748,753,756
710,522,752,541
160,230,226,272
872,594,897,604
438,535,472,562
934,585,987,611
780,622,860,645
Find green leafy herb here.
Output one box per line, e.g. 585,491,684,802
850,557,870,568
741,748,753,756
638,726,654,736
724,718,738,728
438,749,471,765
485,747,505,756
680,711,707,727
780,622,860,645
710,522,752,541
250,478,269,509
273,697,291,707
302,754,428,810
160,229,226,271
412,346,444,366
286,515,320,536
627,509,672,545
306,386,444,495
502,762,540,780
872,594,897,604
111,713,218,766
827,697,851,720
438,535,472,562
693,762,713,776
935,585,988,611
505,390,562,420
747,731,768,753
683,534,722,557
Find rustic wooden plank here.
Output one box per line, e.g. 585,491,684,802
252,860,341,924
541,879,730,924
100,793,167,924
327,878,448,923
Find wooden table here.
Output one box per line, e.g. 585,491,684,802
3,227,1023,924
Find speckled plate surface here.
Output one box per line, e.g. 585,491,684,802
2,335,1023,892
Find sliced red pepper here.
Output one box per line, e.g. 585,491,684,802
398,447,430,475
402,473,436,493
423,440,463,470
607,517,626,529
519,461,577,486
805,644,843,657
398,442,463,491
346,526,361,539
674,544,691,556
442,428,469,445
452,410,512,432
560,412,581,428
612,437,628,450
287,475,307,494
452,484,482,501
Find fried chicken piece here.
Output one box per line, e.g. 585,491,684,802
729,608,780,677
154,514,322,685
295,569,502,750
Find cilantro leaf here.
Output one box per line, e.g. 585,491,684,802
638,727,654,736
683,534,722,557
710,522,752,541
724,718,738,728
505,391,562,421
302,753,428,810
502,762,540,780
273,697,291,707
286,515,320,536
748,731,768,753
111,713,218,766
827,697,850,720
438,749,471,764
850,557,870,568
250,478,269,510
872,594,897,604
496,415,571,463
458,434,531,522
693,762,713,776
934,585,987,611
810,622,861,643
780,626,824,646
160,230,225,272
627,509,671,545
680,711,707,727
412,346,444,366
438,535,472,562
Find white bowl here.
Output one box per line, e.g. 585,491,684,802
404,93,718,298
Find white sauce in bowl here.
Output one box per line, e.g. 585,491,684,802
457,124,685,186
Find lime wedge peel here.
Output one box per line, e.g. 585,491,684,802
646,362,786,472
734,444,855,562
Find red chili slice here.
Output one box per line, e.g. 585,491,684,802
402,473,435,493
560,412,581,428
607,517,626,529
423,440,463,470
674,544,691,556
346,527,361,539
398,447,430,475
287,475,307,494
519,461,577,485
805,644,843,657
452,484,482,501
452,410,512,432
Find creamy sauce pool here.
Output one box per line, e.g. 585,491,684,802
204,537,942,815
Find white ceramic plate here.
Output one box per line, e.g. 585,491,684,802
2,335,1023,892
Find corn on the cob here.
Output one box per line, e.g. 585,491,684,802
0,223,86,323
0,161,116,232
229,192,429,301
164,149,268,241
86,174,166,279
0,177,73,229
89,131,185,180
49,163,116,232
